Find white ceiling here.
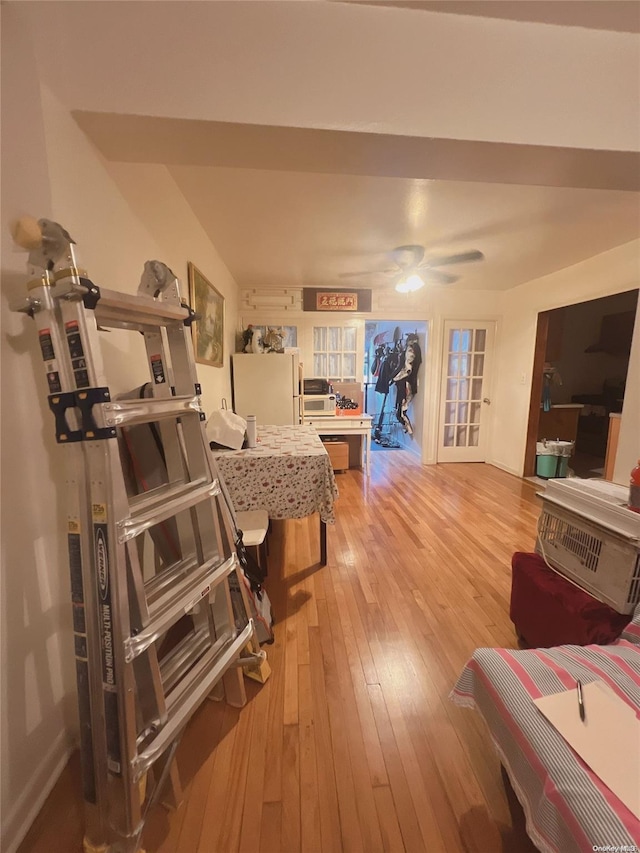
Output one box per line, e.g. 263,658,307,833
21,0,640,293
340,1,640,33
76,112,640,292
166,168,639,291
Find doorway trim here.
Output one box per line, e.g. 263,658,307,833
523,311,550,477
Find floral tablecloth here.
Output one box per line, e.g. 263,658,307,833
210,425,339,523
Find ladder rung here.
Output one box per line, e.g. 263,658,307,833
160,627,213,694
145,554,199,602
125,555,236,662
134,628,215,750
104,397,202,428
121,479,219,541
132,621,254,780
92,287,188,327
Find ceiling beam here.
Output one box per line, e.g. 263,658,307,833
75,112,640,192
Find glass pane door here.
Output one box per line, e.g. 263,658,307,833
312,325,358,382
438,321,494,462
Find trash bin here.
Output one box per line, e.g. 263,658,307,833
536,440,574,478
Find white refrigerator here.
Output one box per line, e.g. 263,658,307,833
231,353,301,426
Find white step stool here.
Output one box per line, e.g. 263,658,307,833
236,509,269,570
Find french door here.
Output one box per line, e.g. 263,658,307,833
437,320,495,462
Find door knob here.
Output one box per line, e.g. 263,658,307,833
483,397,491,405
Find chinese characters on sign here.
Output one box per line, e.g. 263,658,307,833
317,292,358,311
302,288,372,312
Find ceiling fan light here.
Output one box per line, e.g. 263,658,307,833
395,274,424,293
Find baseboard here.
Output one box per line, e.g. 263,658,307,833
488,459,522,478
402,441,422,460
2,729,75,853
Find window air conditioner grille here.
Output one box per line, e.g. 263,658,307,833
628,553,640,606
540,512,602,572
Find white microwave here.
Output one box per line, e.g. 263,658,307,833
302,394,336,416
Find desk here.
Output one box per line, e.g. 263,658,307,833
210,425,338,565
304,414,373,476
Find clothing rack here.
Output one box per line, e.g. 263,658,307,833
367,330,423,444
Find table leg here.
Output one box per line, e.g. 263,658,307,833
320,518,327,566
366,428,371,477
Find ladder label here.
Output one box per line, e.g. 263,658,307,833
95,527,113,682
75,658,97,804
186,585,211,612
105,691,122,776
64,320,90,389
74,633,88,659
38,328,55,361
47,371,62,394
39,330,63,392
72,602,86,635
68,522,86,634
150,354,166,384
93,513,123,777
92,503,107,524
69,523,96,803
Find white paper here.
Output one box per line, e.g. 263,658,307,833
534,680,640,819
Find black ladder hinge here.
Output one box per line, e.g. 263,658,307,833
75,387,117,440
48,392,83,443
79,278,101,309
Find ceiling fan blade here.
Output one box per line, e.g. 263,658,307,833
423,269,459,285
339,267,399,279
391,244,425,267
418,250,484,268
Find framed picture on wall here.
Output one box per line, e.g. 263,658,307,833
188,262,224,367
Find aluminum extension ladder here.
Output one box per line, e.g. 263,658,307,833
13,221,266,853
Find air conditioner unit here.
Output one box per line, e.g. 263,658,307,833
536,478,640,614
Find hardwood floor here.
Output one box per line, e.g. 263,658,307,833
18,456,541,853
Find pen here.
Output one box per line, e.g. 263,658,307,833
576,679,585,722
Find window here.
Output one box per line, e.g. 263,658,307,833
313,326,357,382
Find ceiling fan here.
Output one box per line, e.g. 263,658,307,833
340,244,484,292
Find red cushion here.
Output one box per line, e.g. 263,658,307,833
510,552,630,648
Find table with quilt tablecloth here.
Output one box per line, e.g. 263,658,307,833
210,425,338,564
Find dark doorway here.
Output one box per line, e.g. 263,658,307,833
524,289,638,479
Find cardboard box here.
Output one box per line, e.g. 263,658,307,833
323,440,349,472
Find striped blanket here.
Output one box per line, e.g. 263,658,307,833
451,641,640,853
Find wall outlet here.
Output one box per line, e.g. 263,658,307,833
520,373,527,385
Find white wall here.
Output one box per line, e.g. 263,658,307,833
0,9,240,850
492,240,640,479
1,9,75,852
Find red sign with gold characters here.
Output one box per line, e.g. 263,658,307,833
317,291,357,311
302,288,372,312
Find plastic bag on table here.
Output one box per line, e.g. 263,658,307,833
206,399,246,450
